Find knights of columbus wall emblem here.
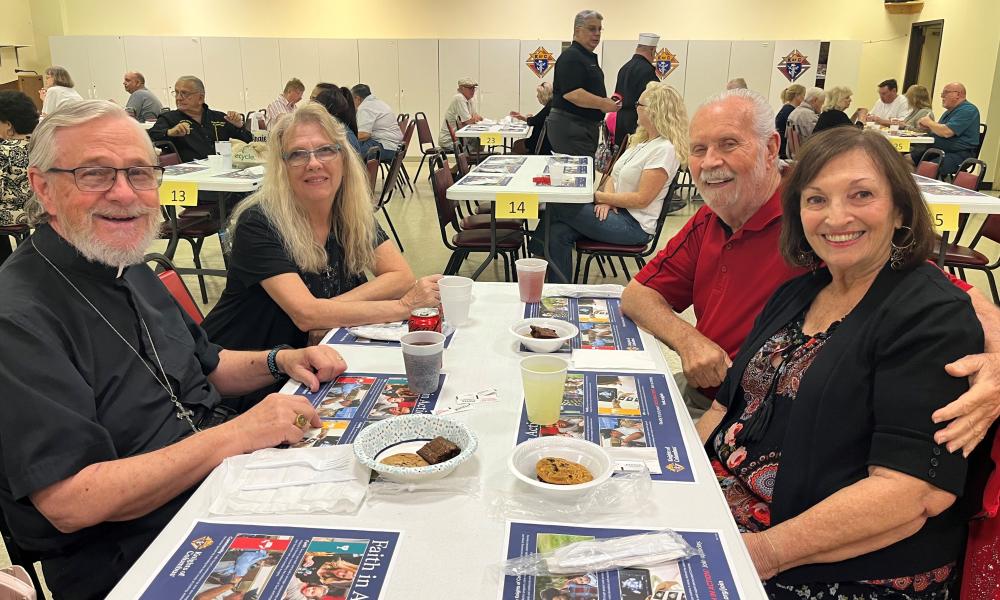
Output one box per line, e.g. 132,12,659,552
526,47,555,78
655,48,680,79
777,49,810,82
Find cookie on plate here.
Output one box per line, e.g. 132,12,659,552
380,452,429,468
535,457,594,485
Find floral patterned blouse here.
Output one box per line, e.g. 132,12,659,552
0,139,30,226
709,312,955,599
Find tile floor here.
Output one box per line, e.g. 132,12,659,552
3,161,998,594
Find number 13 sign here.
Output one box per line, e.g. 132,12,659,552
159,181,199,206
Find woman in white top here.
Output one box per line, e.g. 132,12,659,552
39,66,84,116
528,81,688,279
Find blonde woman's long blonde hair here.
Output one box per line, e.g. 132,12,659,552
823,86,853,112
225,102,377,275
628,81,690,165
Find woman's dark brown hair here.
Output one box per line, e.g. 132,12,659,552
780,127,934,271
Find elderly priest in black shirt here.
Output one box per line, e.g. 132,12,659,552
0,100,347,600
548,9,620,156
612,32,660,147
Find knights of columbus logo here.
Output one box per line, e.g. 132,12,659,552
526,47,554,78
654,48,680,79
777,49,810,82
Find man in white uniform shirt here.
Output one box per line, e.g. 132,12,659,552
439,77,483,149
861,78,910,125
351,83,404,162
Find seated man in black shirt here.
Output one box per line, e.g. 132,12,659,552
149,75,253,163
0,100,347,600
548,9,620,156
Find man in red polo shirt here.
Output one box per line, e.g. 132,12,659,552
623,89,1000,456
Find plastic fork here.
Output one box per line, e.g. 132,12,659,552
245,456,350,471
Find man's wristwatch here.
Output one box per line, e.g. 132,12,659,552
267,344,293,380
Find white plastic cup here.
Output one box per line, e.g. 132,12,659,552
549,162,566,186
516,258,547,303
400,331,445,394
520,355,569,426
439,276,474,326
206,154,224,170
889,123,900,132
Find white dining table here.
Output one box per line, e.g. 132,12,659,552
106,282,767,600
447,155,594,283
456,122,532,141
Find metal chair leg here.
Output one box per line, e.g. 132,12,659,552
987,270,1000,305
381,205,404,252
573,251,584,283
618,256,631,281
582,255,597,284
189,238,209,304
413,154,429,183
596,255,608,278
400,164,414,193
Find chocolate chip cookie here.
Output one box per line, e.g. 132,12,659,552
535,457,594,485
380,452,429,468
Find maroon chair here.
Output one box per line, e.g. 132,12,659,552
573,172,682,283
916,148,945,180
145,253,205,324
366,157,380,196
411,111,447,183
942,213,1000,304
375,124,415,252
429,153,523,280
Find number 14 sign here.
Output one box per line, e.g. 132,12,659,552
495,193,539,219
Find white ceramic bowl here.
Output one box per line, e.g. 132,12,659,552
507,436,614,500
510,318,579,353
353,415,478,483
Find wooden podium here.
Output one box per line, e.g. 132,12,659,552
0,74,43,110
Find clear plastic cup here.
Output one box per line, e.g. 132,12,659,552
400,331,445,394
549,162,566,186
520,355,569,426
516,258,547,303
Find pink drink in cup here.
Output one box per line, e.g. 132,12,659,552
516,258,547,303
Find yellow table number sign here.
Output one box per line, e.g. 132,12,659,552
890,138,911,153
495,193,539,219
927,203,959,232
479,132,503,147
159,181,199,207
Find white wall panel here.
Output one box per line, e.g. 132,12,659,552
478,39,519,120
88,36,128,104
48,36,92,98
728,40,776,98
768,40,821,111
241,38,281,113
601,40,637,98
358,39,399,112
683,41,732,117
519,39,562,115
824,40,864,97
439,39,479,125
398,39,439,135
162,37,204,109
124,36,168,105
317,39,359,88
201,37,245,112
279,38,319,93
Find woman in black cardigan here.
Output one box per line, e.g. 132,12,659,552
697,127,988,598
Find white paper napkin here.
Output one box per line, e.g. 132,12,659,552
347,320,455,342
208,445,369,515
572,349,656,371
543,284,623,299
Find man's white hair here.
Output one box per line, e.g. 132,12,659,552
25,100,154,226
698,88,776,150
804,86,826,103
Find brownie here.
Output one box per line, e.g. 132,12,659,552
416,436,461,464
529,325,560,339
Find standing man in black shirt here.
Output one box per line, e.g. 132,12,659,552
0,100,346,600
149,75,252,163
548,10,620,156
612,33,660,147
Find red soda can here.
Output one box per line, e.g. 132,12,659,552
408,307,442,333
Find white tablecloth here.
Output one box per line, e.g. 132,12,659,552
106,283,767,599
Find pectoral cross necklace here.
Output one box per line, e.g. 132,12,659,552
32,240,200,434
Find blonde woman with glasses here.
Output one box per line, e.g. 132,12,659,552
202,103,440,358
528,81,688,279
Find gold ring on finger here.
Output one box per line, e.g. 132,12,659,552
295,414,309,429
